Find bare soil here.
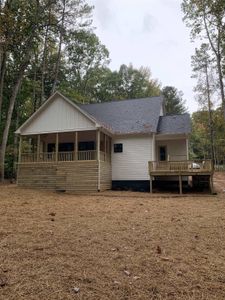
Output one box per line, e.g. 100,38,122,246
0,173,225,300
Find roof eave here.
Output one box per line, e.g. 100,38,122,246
15,91,112,135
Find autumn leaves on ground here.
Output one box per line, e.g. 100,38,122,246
0,174,225,300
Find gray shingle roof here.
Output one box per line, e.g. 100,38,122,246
157,114,191,135
79,96,164,134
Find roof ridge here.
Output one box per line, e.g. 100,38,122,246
163,112,189,117
80,95,163,106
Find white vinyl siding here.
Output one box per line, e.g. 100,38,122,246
21,96,96,135
156,139,187,161
112,136,153,181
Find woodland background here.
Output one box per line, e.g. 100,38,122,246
0,0,225,180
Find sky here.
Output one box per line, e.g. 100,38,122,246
87,0,198,112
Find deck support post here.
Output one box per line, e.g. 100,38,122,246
96,129,101,191
37,134,40,162
150,175,153,193
75,131,78,160
56,133,59,162
179,175,182,194
18,135,22,163
210,174,214,194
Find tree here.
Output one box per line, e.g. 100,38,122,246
116,64,161,100
161,86,187,114
191,43,216,161
51,0,93,94
0,0,51,181
0,0,95,181
63,29,110,102
61,63,161,103
87,64,161,103
182,0,225,119
191,108,225,163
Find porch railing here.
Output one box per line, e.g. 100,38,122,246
39,152,56,162
20,150,110,163
149,160,213,173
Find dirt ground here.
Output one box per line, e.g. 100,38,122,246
0,173,225,300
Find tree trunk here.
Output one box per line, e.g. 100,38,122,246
0,51,7,124
203,12,225,120
41,0,52,104
205,63,215,163
0,66,26,182
32,55,37,112
41,27,49,104
216,54,225,120
51,0,66,94
13,98,20,177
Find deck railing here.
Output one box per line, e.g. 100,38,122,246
20,150,110,163
149,160,213,173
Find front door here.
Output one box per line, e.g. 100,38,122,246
159,146,167,161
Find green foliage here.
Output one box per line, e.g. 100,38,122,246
182,0,225,119
190,108,225,161
85,64,161,103
162,86,187,114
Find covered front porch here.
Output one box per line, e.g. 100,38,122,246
17,129,112,192
19,130,111,163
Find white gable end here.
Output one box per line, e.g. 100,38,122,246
20,96,96,135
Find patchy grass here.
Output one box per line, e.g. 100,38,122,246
0,174,225,300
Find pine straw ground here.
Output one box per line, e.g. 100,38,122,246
0,173,225,300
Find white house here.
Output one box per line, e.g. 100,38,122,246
15,91,192,192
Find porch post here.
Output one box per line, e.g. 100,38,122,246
96,129,101,191
186,137,189,160
152,133,156,161
18,135,22,163
37,134,40,162
96,129,100,161
104,133,107,161
56,133,59,162
75,131,78,160
179,175,183,194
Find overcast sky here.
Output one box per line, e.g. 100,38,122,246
87,0,198,112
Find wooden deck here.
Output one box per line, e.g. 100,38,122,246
148,160,214,194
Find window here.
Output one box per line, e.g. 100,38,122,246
59,143,74,152
114,143,123,153
78,141,95,151
48,143,55,152
159,146,167,161
48,143,74,152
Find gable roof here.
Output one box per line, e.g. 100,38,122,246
15,92,102,135
157,114,191,135
16,92,191,136
79,96,164,135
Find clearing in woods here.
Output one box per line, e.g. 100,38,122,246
0,173,225,300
